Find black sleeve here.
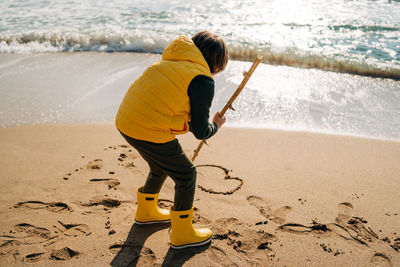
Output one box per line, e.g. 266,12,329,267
187,75,218,140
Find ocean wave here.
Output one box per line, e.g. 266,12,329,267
229,47,400,80
1,32,399,80
0,32,169,53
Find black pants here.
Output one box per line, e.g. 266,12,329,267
120,132,196,211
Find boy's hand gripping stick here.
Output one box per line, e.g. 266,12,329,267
191,56,263,161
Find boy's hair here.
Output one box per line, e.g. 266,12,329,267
192,31,228,74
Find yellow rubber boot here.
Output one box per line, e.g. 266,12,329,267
170,207,212,249
135,187,170,225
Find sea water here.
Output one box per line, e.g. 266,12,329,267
0,0,399,140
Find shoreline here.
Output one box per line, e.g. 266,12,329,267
227,124,400,144
3,122,399,144
1,52,399,141
1,50,400,81
0,123,399,266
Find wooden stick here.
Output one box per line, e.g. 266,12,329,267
191,56,263,161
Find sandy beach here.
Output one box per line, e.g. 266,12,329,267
2,0,400,265
0,124,399,266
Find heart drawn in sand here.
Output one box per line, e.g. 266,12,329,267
196,164,243,195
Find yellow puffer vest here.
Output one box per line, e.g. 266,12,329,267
115,35,213,143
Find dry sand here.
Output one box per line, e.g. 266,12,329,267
0,124,399,266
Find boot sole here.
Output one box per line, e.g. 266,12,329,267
170,235,212,249
135,219,170,225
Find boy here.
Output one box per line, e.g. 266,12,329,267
115,31,228,249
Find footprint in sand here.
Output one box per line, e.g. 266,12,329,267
89,178,120,189
212,218,241,241
13,201,72,212
247,196,273,219
215,217,241,228
247,195,292,224
0,220,91,258
0,223,55,245
228,229,276,254
212,218,243,243
0,223,62,252
337,202,354,222
207,246,238,265
370,253,392,266
272,206,293,224
24,252,46,263
193,213,212,225
56,221,91,237
0,240,21,255
49,247,80,261
211,217,276,260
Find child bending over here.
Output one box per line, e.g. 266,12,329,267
116,31,228,249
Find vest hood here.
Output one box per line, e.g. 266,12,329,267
162,35,211,74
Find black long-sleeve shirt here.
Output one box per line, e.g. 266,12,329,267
187,75,218,140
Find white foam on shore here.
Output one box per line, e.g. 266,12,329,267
1,33,399,79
